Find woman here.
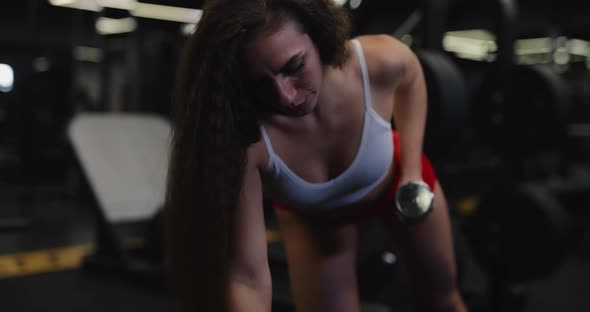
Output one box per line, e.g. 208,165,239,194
165,0,467,311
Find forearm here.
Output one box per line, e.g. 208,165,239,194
228,279,272,312
393,64,427,180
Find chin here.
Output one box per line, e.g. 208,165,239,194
283,108,308,117
292,101,315,117
274,94,318,117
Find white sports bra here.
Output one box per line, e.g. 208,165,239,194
260,39,393,212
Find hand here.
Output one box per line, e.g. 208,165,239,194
395,180,434,224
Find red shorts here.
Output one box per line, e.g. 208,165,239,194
273,131,437,225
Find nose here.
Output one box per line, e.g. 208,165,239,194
273,76,297,106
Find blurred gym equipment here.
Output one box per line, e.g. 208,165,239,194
470,0,573,167
462,182,573,312
392,0,470,165
452,2,577,311
68,113,171,286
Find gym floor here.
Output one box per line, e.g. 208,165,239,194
0,180,589,312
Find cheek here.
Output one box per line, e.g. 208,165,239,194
306,69,322,91
298,66,320,90
308,57,323,88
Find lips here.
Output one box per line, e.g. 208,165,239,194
293,100,305,108
289,103,305,113
292,92,312,108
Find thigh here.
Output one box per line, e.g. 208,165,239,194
380,181,462,306
275,209,361,312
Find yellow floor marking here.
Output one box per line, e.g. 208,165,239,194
0,230,281,279
0,256,21,277
0,244,92,279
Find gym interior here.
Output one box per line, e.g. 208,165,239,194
1,0,589,311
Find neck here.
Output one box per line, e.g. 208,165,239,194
312,64,346,119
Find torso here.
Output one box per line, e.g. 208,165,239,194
251,35,404,217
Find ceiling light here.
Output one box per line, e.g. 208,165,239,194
132,2,202,23
95,17,137,35
96,0,135,10
350,0,363,9
48,0,203,23
0,64,14,93
181,23,197,36
49,0,101,12
49,0,77,5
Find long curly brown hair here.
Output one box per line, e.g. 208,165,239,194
164,0,351,311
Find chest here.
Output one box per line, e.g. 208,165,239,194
263,82,394,184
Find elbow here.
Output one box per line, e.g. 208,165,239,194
237,264,272,292
228,267,273,312
230,264,273,299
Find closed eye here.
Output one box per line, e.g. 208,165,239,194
282,61,304,75
280,52,305,76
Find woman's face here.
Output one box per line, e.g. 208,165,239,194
243,20,323,117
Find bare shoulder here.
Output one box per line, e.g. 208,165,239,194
246,137,269,172
353,34,417,88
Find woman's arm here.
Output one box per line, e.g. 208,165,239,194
391,40,428,184
228,143,272,312
370,35,428,183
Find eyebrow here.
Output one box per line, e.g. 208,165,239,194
276,51,305,74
